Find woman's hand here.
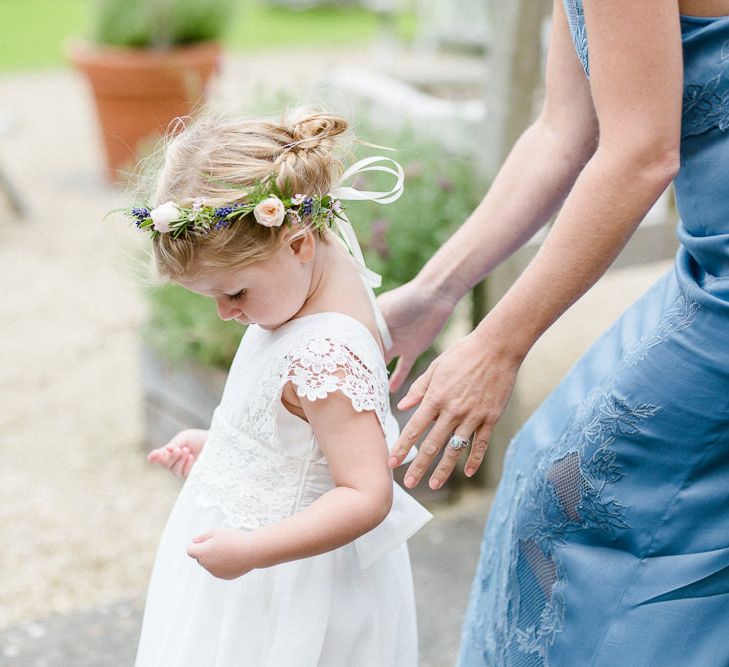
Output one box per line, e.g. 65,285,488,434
187,528,255,580
148,429,208,478
388,326,523,489
377,280,457,392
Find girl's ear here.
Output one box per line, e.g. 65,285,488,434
288,229,316,263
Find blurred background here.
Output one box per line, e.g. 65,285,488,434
0,1,677,664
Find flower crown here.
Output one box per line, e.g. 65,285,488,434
125,178,344,239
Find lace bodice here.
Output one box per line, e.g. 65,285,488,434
186,312,394,530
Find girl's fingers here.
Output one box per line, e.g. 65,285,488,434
182,454,194,478
402,414,459,489
464,424,492,477
170,447,190,476
160,447,176,466
191,531,213,544
164,432,186,449
187,532,213,559
428,421,480,489
388,400,438,467
150,448,173,467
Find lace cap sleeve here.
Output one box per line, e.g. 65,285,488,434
284,334,389,428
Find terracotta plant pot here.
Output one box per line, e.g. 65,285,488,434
70,41,220,180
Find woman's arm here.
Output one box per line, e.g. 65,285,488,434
187,389,392,579
381,0,599,390
388,0,683,489
480,0,683,355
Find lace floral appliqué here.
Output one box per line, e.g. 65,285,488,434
506,393,660,663
190,409,306,529
682,74,729,138
564,0,589,76
625,293,700,363
286,336,388,429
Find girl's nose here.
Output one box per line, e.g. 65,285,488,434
215,297,239,321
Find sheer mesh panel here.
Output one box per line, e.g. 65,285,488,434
547,452,586,523
507,452,587,666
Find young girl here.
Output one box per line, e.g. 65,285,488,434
128,109,432,666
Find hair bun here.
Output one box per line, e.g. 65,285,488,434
271,108,349,195
286,108,348,152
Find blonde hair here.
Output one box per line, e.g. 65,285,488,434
149,108,350,280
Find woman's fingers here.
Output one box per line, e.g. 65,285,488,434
396,363,435,412
427,441,465,490
402,413,459,489
429,422,481,489
464,424,492,477
388,397,438,467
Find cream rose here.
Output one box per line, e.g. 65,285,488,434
253,196,286,227
150,201,180,233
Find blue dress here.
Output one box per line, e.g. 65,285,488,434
459,4,729,665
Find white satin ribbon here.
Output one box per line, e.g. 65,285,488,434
331,155,405,204
328,156,405,351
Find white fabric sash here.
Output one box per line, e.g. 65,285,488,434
329,156,405,351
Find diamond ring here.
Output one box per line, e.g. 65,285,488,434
447,434,470,451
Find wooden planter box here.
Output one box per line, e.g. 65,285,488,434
141,344,227,451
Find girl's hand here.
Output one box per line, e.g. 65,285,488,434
377,280,457,392
186,528,255,580
147,429,208,478
388,327,522,489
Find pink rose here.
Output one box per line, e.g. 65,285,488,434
253,196,286,227
149,201,180,233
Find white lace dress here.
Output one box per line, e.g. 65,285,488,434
135,312,432,667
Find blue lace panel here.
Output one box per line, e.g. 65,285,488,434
682,73,729,138
565,0,729,138
475,291,700,666
563,0,589,76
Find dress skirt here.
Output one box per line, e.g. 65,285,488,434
459,252,729,666
136,481,419,667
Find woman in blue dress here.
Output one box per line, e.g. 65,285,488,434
382,0,729,664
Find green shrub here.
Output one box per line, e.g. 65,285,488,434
349,130,484,293
144,129,486,370
92,0,235,48
144,283,243,370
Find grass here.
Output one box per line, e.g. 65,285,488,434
0,1,91,71
0,0,414,72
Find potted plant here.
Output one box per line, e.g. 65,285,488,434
70,0,234,180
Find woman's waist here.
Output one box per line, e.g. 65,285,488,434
673,245,729,331
674,220,729,279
